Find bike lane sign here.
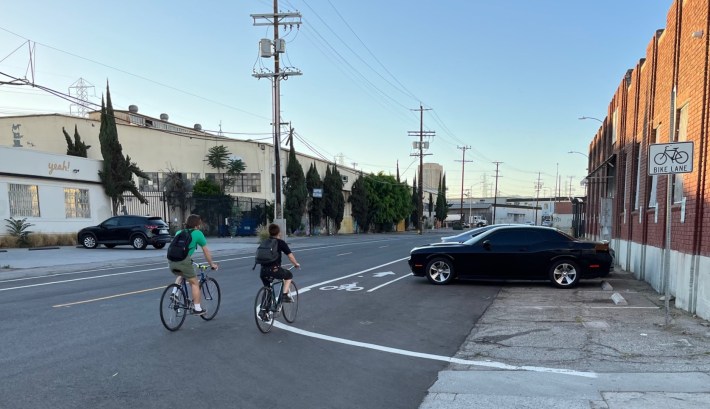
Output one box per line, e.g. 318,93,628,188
648,142,693,175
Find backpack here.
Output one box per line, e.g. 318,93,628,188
254,238,279,268
166,229,193,262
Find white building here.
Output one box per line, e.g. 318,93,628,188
1,109,362,235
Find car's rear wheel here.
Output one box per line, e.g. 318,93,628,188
81,234,98,249
153,243,166,249
425,257,455,285
549,259,580,288
131,234,148,250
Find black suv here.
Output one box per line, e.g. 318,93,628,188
78,215,172,250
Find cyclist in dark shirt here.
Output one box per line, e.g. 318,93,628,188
260,223,300,302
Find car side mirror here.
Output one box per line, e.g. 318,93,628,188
482,240,491,251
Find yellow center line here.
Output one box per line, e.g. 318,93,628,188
53,286,165,308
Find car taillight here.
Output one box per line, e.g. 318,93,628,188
145,225,159,230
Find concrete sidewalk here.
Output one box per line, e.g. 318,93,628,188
420,270,710,409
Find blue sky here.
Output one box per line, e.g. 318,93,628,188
0,1,672,198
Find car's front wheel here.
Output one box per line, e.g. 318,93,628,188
549,259,580,288
131,235,148,250
81,234,98,249
153,243,166,249
425,257,455,285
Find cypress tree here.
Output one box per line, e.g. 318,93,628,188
98,83,149,215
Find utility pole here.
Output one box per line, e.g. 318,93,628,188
251,2,302,233
534,172,543,225
568,176,575,197
456,146,472,224
408,105,434,234
492,161,502,225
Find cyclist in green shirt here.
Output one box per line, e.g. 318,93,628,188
168,214,218,315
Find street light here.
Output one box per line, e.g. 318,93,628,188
568,150,589,158
578,116,604,123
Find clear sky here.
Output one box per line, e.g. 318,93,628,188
0,1,672,199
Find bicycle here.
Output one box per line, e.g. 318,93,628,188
654,146,689,165
160,262,221,331
254,266,298,333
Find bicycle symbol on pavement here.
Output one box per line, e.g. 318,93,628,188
320,282,364,292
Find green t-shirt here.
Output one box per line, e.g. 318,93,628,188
175,229,207,257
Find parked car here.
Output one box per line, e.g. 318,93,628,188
409,225,613,288
441,224,511,243
77,215,172,250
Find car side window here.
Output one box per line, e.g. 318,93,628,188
485,230,523,245
486,229,544,245
539,229,567,242
103,217,119,227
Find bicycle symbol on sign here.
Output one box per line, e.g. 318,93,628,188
653,146,689,165
320,282,364,292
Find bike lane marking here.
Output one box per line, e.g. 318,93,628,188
366,273,413,292
272,321,597,378
299,257,409,292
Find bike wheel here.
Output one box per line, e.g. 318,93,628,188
676,151,689,164
160,284,187,331
654,152,667,165
254,287,274,333
199,277,221,321
282,281,299,323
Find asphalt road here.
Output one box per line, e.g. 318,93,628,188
0,234,500,409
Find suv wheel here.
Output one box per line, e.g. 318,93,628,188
81,234,98,249
131,234,148,250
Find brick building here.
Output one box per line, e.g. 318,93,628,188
586,0,710,319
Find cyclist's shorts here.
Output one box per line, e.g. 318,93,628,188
169,258,196,279
260,266,293,286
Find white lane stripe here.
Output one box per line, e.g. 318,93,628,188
336,252,352,256
0,267,166,292
53,286,164,307
299,257,409,292
367,273,413,292
272,321,597,378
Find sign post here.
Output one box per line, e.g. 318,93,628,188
648,141,693,325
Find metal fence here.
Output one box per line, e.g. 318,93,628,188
120,192,268,237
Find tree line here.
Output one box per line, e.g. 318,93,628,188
64,83,450,235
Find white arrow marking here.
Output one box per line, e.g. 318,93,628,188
373,271,395,277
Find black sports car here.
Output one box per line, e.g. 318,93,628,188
408,225,613,288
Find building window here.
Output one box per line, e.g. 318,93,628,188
65,188,91,218
648,127,658,208
230,173,261,193
633,143,641,210
139,172,160,191
8,183,40,217
672,104,688,204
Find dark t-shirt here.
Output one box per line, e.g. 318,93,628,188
265,238,291,267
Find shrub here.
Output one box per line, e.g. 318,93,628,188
255,224,269,242
4,217,34,247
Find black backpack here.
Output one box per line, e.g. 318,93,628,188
166,229,193,262
254,238,279,268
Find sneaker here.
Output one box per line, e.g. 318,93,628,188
192,308,207,316
258,310,271,322
282,293,294,303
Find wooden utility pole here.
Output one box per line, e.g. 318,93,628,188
456,146,472,223
251,1,302,232
492,161,502,224
408,105,434,233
